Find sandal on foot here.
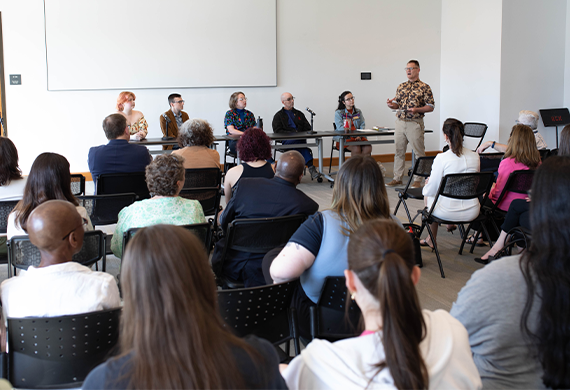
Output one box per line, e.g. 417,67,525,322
466,235,487,247
419,239,435,250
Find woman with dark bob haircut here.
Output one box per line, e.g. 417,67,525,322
7,152,93,239
172,118,221,169
223,127,274,204
452,156,570,389
0,137,26,201
110,154,206,258
282,220,481,389
84,224,286,390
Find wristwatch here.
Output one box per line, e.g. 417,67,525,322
492,141,496,149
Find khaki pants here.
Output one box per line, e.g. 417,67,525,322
394,118,425,182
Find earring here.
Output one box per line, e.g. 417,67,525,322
350,292,356,300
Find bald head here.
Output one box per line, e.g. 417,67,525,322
281,92,294,111
28,200,84,262
275,151,305,185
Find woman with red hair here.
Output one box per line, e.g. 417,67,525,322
116,91,148,140
223,127,274,204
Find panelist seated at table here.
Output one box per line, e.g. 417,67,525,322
159,93,189,150
172,118,222,170
224,91,256,155
334,91,372,156
272,92,321,181
116,91,148,140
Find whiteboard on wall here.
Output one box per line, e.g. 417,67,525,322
43,0,276,91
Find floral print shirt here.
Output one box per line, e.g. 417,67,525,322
128,116,149,138
394,80,435,120
224,109,256,134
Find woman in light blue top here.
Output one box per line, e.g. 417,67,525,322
111,154,206,258
333,91,372,156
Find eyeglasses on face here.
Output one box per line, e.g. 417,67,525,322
345,96,355,101
238,97,248,102
61,218,88,241
404,67,418,71
173,100,184,104
284,97,295,102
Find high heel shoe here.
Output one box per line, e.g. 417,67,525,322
447,224,457,234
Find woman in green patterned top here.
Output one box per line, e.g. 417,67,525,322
111,154,206,258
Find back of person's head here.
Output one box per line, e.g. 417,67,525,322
332,155,390,234
116,91,135,112
559,124,570,156
505,124,541,169
15,153,77,232
178,118,215,148
120,224,266,389
228,91,245,110
347,219,428,389
0,137,22,186
275,151,304,184
28,200,84,259
521,156,570,389
442,118,465,157
516,110,539,130
337,90,352,110
102,113,128,140
168,93,181,105
145,154,185,197
237,127,272,162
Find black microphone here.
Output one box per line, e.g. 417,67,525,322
162,113,171,123
306,107,316,116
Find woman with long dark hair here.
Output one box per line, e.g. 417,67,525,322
0,137,26,201
282,219,481,389
7,153,93,239
452,156,570,389
83,224,286,389
333,91,372,156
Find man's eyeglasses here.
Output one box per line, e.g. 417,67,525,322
61,218,88,241
404,67,418,71
173,100,184,104
284,97,295,102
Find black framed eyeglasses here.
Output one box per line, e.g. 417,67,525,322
61,218,88,241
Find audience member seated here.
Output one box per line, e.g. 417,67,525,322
223,127,274,204
420,118,480,249
88,113,152,188
159,93,189,150
282,219,481,389
469,124,541,246
171,118,221,169
8,153,93,239
116,91,147,140
224,91,256,155
477,110,546,153
272,92,321,180
1,200,120,320
270,156,401,339
83,225,286,389
0,137,26,201
111,154,205,258
451,156,570,389
212,151,318,287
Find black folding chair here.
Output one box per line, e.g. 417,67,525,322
214,214,307,289
310,276,362,342
393,156,435,223
3,308,121,389
479,152,504,173
96,172,150,200
7,230,107,277
539,149,550,161
328,122,349,174
218,280,300,362
77,193,137,226
464,122,488,151
419,172,495,278
70,174,86,196
0,200,19,234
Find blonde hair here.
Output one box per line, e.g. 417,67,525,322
504,124,541,169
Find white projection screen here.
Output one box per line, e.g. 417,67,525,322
43,0,277,91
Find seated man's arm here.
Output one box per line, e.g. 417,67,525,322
272,112,287,133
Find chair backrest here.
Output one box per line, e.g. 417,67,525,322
479,152,504,172
70,173,86,196
217,280,300,355
539,148,550,161
184,168,222,189
491,169,535,212
96,172,150,200
0,200,19,234
179,188,221,217
7,230,106,277
463,122,488,150
411,156,435,178
77,193,137,226
310,276,362,341
7,308,121,389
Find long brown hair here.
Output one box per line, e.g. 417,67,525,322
442,118,465,157
14,153,78,232
559,124,570,156
0,137,23,186
120,224,267,389
331,155,391,235
504,124,541,169
348,219,428,389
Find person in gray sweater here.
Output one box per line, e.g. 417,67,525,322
451,156,570,389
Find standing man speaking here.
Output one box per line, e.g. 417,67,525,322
386,60,434,188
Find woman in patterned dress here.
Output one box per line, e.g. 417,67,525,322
116,91,148,140
110,154,206,258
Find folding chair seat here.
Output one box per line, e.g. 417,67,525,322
393,156,435,223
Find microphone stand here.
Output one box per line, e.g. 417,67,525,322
308,112,316,134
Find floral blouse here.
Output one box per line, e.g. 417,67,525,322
224,109,256,134
128,116,149,138
110,197,206,258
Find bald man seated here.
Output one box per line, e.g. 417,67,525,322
272,92,322,181
212,151,319,287
0,200,120,319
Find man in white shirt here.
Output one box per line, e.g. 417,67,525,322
0,200,120,320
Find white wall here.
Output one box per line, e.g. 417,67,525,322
440,0,503,151
0,0,442,174
500,0,567,147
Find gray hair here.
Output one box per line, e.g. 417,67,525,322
178,119,215,148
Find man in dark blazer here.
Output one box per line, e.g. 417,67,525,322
212,150,319,287
88,113,152,191
159,93,189,150
272,92,321,180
